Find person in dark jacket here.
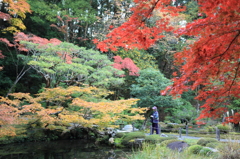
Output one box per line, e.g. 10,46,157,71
150,106,159,134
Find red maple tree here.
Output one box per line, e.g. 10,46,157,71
113,56,140,77
165,0,240,123
93,0,184,52
95,0,240,123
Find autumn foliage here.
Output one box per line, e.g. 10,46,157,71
93,0,184,51
165,0,240,123
0,0,31,33
113,56,140,76
0,86,145,137
96,0,240,123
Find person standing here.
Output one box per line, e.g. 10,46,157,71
150,106,159,134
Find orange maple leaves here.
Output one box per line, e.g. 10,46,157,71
93,0,184,51
95,0,240,123
167,0,240,122
0,0,31,33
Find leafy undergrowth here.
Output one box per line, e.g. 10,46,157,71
128,143,217,159
127,134,240,159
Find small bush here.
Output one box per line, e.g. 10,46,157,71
199,147,214,156
158,136,178,143
166,124,174,129
206,142,219,148
115,132,126,138
188,145,203,154
145,135,162,144
184,138,198,146
217,124,231,133
173,124,185,129
217,140,240,159
197,138,218,146
215,143,227,151
12,135,27,143
198,129,208,134
205,126,214,133
121,132,145,145
114,138,124,148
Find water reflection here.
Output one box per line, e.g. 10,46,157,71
0,140,130,159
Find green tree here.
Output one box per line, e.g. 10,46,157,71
170,99,198,125
114,48,157,70
19,39,124,88
130,68,190,126
130,68,172,109
25,0,97,45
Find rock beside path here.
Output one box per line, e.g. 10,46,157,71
167,141,189,152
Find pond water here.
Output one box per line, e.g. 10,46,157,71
0,140,131,159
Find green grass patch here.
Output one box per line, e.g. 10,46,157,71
197,138,218,146
121,132,146,145
128,143,216,159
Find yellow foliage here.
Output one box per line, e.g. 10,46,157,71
9,92,37,104
0,85,146,136
2,26,20,34
0,126,16,138
10,18,26,30
1,0,31,33
72,97,145,128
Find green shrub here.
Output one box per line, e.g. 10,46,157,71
181,129,198,134
197,138,218,146
173,124,185,129
205,126,214,133
115,132,126,138
206,142,219,148
198,129,208,134
229,132,240,135
114,138,124,148
12,135,27,143
199,147,214,156
27,129,46,141
184,138,198,146
96,135,110,145
0,137,13,144
215,143,227,151
217,141,240,159
145,135,162,144
159,122,167,128
188,145,203,154
217,124,231,133
166,124,174,129
121,132,145,145
158,136,178,143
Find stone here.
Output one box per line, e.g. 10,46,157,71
109,137,114,144
122,125,139,132
160,133,168,137
167,141,189,152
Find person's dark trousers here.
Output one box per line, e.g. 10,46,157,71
152,123,159,134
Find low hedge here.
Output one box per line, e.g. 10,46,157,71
199,147,214,156
197,138,218,146
188,145,203,154
121,132,146,145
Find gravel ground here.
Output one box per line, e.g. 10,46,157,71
172,135,240,143
145,133,240,143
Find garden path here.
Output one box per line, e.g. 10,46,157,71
171,135,240,143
